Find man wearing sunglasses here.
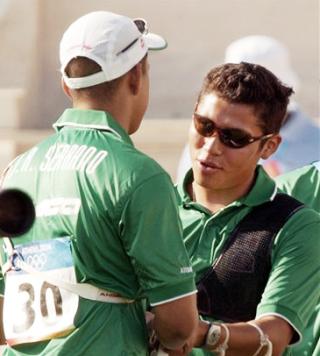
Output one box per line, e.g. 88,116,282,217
0,11,198,355
172,63,320,355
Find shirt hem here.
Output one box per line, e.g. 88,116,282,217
256,312,302,345
256,303,303,345
150,290,197,307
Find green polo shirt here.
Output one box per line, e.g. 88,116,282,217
276,161,320,356
176,166,320,356
276,161,320,212
0,109,196,356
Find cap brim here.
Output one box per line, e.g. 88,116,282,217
144,32,167,50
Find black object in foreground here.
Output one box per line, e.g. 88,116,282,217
0,189,35,237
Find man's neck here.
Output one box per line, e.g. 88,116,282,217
72,99,132,133
190,173,256,213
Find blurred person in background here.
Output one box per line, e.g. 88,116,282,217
276,160,320,356
0,11,198,355
177,35,320,180
0,0,9,19
168,62,320,356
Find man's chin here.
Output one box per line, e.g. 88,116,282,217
194,173,221,190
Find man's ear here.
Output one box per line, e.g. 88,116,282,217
128,63,142,96
61,78,72,100
260,134,282,160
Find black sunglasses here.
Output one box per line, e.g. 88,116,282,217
117,18,148,55
193,113,274,149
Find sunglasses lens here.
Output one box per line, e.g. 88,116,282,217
194,115,215,137
219,129,251,148
194,113,256,148
134,19,146,34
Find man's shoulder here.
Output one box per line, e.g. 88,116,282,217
276,164,317,186
116,143,170,181
244,192,319,241
280,203,320,238
275,163,320,210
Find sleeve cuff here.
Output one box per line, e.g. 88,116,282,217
256,303,303,345
147,278,197,306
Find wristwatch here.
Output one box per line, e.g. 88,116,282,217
205,323,221,348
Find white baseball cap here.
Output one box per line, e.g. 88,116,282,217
60,11,167,89
224,35,299,92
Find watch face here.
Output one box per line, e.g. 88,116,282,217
207,324,221,346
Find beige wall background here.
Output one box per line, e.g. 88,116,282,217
0,0,319,179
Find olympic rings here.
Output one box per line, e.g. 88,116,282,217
26,253,47,270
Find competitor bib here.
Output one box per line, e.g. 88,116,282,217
3,237,79,346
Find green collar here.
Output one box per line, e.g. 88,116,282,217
239,166,277,206
177,165,277,209
53,108,133,146
177,169,194,204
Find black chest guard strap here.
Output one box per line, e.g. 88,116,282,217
196,193,303,322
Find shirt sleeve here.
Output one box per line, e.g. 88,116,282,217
256,207,320,344
119,173,196,306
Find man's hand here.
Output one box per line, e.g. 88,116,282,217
146,311,160,354
146,310,196,356
165,343,192,355
165,320,210,355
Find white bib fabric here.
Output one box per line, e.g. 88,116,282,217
3,237,79,346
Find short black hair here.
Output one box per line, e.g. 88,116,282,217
64,57,123,100
197,62,294,134
64,55,148,101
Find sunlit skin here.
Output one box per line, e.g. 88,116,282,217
62,58,150,136
129,59,150,134
189,93,281,212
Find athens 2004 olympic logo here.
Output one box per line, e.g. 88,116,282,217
26,253,47,270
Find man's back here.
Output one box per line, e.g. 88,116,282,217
0,11,199,354
1,109,196,355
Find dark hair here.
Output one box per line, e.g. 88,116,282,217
64,55,148,101
197,62,294,134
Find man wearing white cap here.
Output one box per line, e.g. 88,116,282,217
0,11,198,355
177,35,320,180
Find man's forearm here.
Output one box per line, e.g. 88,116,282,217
190,316,293,356
154,314,197,350
153,294,198,350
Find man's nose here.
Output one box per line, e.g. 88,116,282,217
202,133,223,154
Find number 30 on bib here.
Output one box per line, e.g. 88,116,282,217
3,238,79,345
